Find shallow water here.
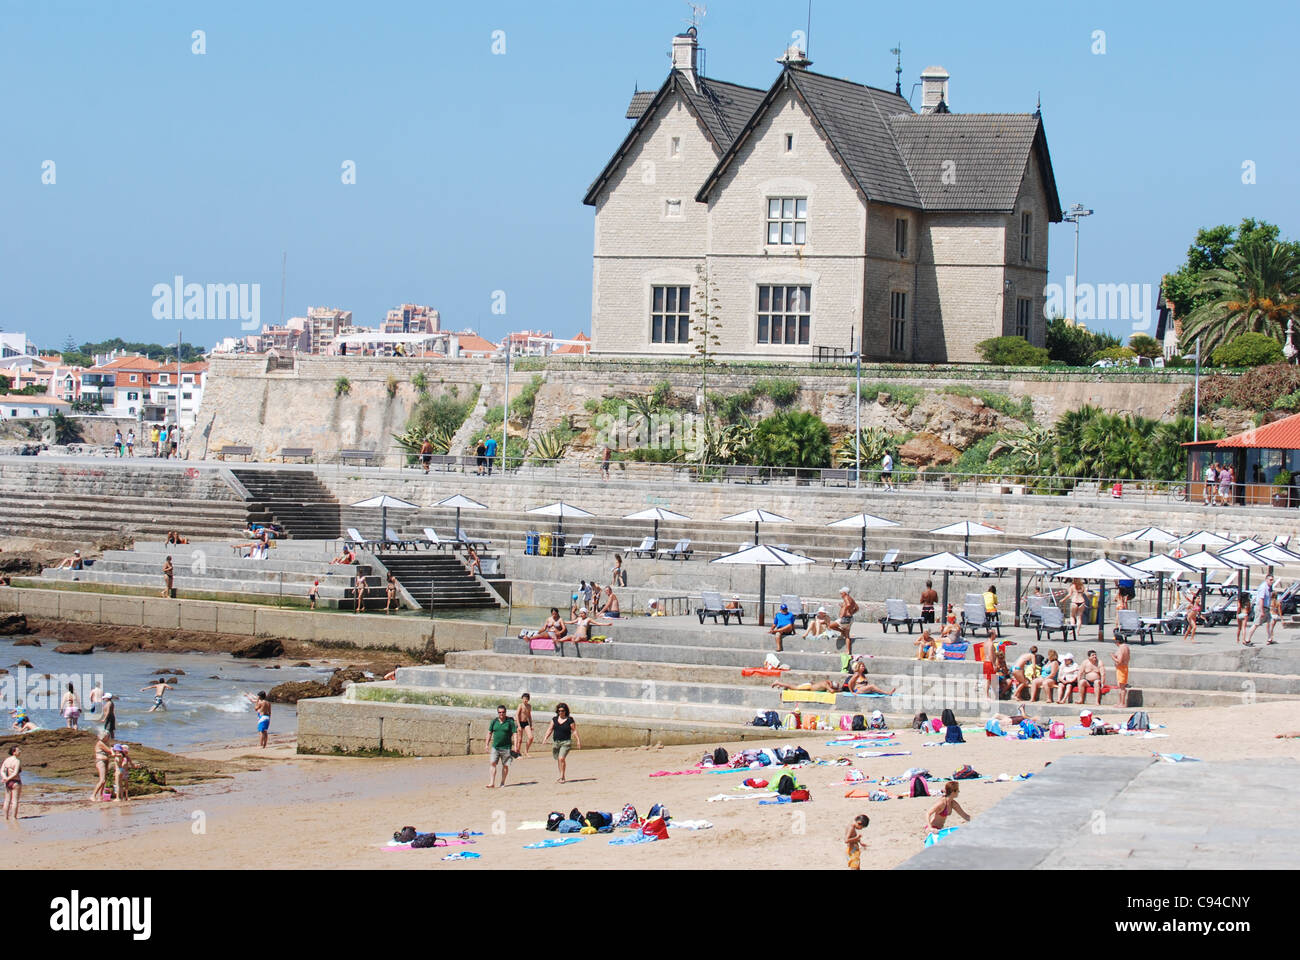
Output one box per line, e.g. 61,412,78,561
2,641,334,753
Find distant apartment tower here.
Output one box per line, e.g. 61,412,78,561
258,317,311,353
304,307,353,354
382,303,440,335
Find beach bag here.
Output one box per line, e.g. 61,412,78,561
909,775,931,797
568,807,582,822
869,715,888,731
912,712,929,731
393,826,417,843
615,804,639,827
584,811,612,829
1018,722,1043,740
1126,711,1150,732
780,746,811,765
641,817,669,840
952,764,979,780
647,803,669,822
411,833,446,848
783,713,799,730
546,812,563,831
931,717,943,733
852,714,866,731
557,819,583,834
754,710,780,728
1048,721,1066,740
985,719,1006,738
712,747,729,766
776,774,797,796
840,715,854,731
944,725,965,744
790,789,810,802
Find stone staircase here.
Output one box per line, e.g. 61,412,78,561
297,615,1300,755
377,551,501,611
231,468,342,540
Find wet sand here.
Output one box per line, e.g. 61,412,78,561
8,700,1299,870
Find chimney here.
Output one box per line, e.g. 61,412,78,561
919,65,950,114
672,28,698,88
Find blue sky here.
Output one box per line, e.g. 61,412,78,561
2,0,1296,350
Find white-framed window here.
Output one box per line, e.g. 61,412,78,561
1016,297,1033,340
651,285,691,344
890,291,907,353
183,375,194,383
757,285,811,345
159,373,169,384
895,218,908,257
784,133,794,153
1020,212,1032,262
129,374,138,383
669,136,681,158
766,197,807,245
664,198,682,218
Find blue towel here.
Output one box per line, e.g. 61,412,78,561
442,851,481,860
608,833,659,846
524,837,583,849
758,796,792,805
925,827,959,847
434,831,484,837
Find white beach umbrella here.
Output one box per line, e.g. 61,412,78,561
1031,525,1106,567
350,493,421,540
1052,557,1153,641
1177,549,1245,603
1132,554,1197,617
623,506,691,542
432,493,488,539
720,508,794,545
900,551,991,614
1176,530,1235,551
982,549,1060,626
710,543,815,626
1250,543,1300,567
1117,526,1181,557
526,501,597,538
930,520,1003,557
827,512,899,558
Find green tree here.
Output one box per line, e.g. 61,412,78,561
1128,334,1161,359
1045,316,1121,366
1210,332,1285,367
975,336,1049,365
1181,241,1300,356
749,411,832,471
1163,218,1298,322
1090,346,1138,364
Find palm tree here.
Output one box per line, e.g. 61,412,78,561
1181,241,1300,356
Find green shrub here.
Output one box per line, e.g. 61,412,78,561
509,375,543,423
1089,346,1137,364
976,336,1050,366
1274,390,1300,412
650,380,673,409
1180,363,1300,415
748,411,832,470
858,382,924,412
333,376,351,397
411,371,428,393
752,377,799,406
1210,332,1284,368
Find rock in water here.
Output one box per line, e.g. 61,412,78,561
53,643,94,655
267,680,332,704
12,659,33,669
327,667,370,696
12,637,40,647
231,637,285,659
0,614,29,635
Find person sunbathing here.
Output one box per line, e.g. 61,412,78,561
772,661,895,696
1029,650,1060,702
915,629,939,660
537,608,567,641
566,608,611,641
330,547,357,565
1054,652,1081,704
803,608,831,638
55,550,84,570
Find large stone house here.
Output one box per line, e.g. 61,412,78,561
583,29,1062,362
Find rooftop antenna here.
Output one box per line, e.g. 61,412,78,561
685,2,706,29
1035,91,1042,118
891,44,902,95
279,251,287,328
806,0,813,58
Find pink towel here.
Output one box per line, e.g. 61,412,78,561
529,637,556,651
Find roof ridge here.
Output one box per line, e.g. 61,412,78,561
794,68,911,103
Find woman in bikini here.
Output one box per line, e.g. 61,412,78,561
1269,592,1283,645
1184,587,1202,641
771,661,896,696
539,608,567,642
2,746,21,821
926,781,971,834
566,607,611,642
90,730,114,801
61,681,81,730
1067,580,1088,630
1235,593,1250,645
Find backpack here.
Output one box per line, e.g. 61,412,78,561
712,747,729,766
790,789,810,802
393,825,417,843
913,712,930,731
1126,711,1150,732
411,833,445,848
944,724,965,744
909,775,931,797
1017,721,1043,740
1048,721,1066,740
615,804,639,827
776,774,797,796
569,807,582,823
851,714,866,731
647,803,670,822
780,746,810,765
752,710,780,728
952,764,979,780
584,811,612,829
546,812,563,831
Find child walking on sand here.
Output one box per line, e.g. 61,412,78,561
515,693,534,758
845,814,869,870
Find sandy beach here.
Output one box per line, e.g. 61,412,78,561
8,699,1298,870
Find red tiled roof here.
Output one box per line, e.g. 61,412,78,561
1214,413,1300,449
553,332,591,355
454,333,499,354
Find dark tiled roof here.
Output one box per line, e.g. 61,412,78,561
786,71,920,209
890,113,1059,216
585,72,765,206
625,91,655,119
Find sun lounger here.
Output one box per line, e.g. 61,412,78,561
960,600,998,637
571,533,597,555
385,527,417,551
868,548,902,572
778,595,811,629
832,547,865,571
879,598,922,634
418,528,454,551
346,527,382,550
1113,609,1155,645
456,527,490,550
1023,594,1047,626
1035,606,1076,644
697,590,742,625
661,538,693,561
628,536,657,559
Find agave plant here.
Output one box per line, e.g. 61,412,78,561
833,426,893,469
998,423,1056,476
391,425,455,455
529,426,573,464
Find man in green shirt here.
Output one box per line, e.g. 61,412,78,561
486,704,517,788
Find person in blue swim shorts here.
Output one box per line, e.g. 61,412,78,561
245,691,271,748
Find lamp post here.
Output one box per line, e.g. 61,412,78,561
1062,203,1094,323
850,330,861,489
1192,336,1201,443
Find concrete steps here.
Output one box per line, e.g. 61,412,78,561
378,552,500,610
231,468,342,540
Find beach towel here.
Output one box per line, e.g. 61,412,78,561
670,820,714,830
706,793,764,802
758,796,792,804
649,769,703,777
843,788,891,800
924,827,959,847
741,668,786,677
442,851,481,861
434,831,484,837
384,839,476,851
609,833,659,845
855,751,911,759
1154,753,1200,763
523,837,583,849
529,637,556,651
517,821,547,831
840,692,893,698
782,690,836,704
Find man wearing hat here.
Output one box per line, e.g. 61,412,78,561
56,549,83,571
769,602,797,653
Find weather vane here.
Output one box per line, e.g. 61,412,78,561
891,44,902,95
